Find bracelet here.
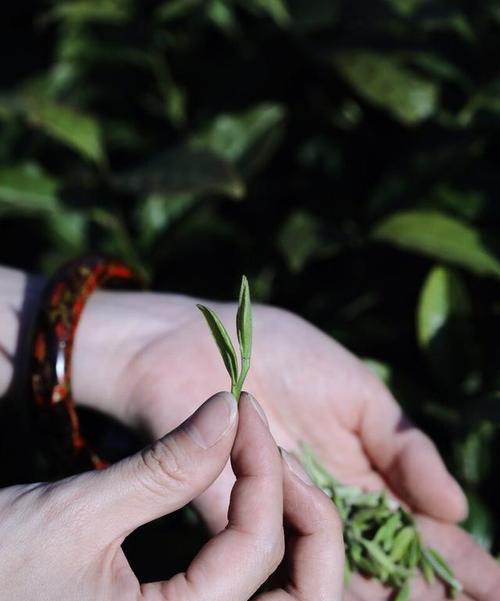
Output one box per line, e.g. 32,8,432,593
31,256,142,472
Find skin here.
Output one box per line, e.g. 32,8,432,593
0,392,344,600
72,291,500,601
1,267,500,599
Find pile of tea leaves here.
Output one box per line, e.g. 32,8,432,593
301,446,462,600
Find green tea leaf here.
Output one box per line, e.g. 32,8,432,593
422,548,462,592
390,527,415,562
236,275,252,362
361,539,400,575
374,513,402,548
417,266,471,349
416,265,476,391
420,552,436,584
191,103,285,176
394,581,411,601
333,51,439,125
197,304,239,385
0,164,59,213
25,98,105,164
112,146,244,199
372,210,500,278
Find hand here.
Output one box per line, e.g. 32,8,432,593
0,391,344,601
72,291,500,600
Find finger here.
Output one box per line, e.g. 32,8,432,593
141,392,285,601
357,375,467,522
256,448,344,601
194,461,235,533
418,516,500,601
47,391,238,541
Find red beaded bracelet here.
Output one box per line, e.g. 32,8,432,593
31,256,143,471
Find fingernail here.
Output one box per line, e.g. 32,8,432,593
183,392,238,449
241,391,269,428
280,448,315,486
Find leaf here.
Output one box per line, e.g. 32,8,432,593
372,211,500,278
390,527,415,562
0,164,59,213
250,0,290,26
277,210,321,272
197,304,239,384
112,146,245,199
384,0,427,17
191,103,286,176
25,98,105,164
44,0,132,24
422,549,462,593
394,581,411,601
417,266,471,344
155,0,201,22
416,266,476,390
333,51,439,125
236,275,252,363
136,193,199,250
419,552,436,585
361,540,400,575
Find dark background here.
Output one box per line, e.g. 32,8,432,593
1,0,500,575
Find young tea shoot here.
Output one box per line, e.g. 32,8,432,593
301,445,462,599
197,275,252,399
197,275,462,598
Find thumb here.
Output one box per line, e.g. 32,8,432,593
70,391,238,542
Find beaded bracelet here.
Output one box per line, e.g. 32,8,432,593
31,256,142,471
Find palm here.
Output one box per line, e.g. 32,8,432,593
77,293,500,601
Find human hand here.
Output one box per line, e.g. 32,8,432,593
72,292,500,600
0,391,344,601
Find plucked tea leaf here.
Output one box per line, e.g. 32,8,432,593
390,527,415,562
394,581,411,601
197,304,239,385
236,275,252,364
422,549,462,592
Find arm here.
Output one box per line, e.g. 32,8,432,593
0,266,43,400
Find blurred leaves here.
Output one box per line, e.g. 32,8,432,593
417,266,477,392
333,52,439,125
112,147,245,199
373,211,500,278
0,165,59,213
25,99,105,164
192,103,286,176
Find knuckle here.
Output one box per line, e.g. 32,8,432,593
138,435,192,494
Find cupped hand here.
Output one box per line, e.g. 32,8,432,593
72,291,500,600
0,391,343,601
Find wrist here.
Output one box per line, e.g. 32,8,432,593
72,290,196,428
0,266,44,400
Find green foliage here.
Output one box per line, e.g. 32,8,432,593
1,0,500,557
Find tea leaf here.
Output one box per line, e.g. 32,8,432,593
236,275,252,365
420,552,436,584
423,548,462,592
390,527,415,562
394,581,411,601
197,304,238,385
362,539,399,575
